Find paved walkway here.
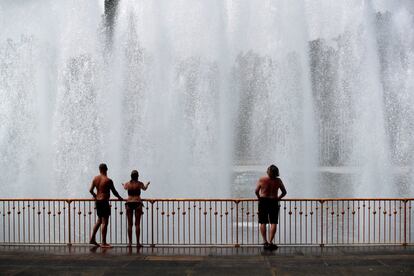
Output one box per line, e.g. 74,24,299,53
0,245,413,275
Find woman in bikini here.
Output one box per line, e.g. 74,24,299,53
123,170,150,247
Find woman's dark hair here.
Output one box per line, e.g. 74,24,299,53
267,165,279,179
131,170,139,181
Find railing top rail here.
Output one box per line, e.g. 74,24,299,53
0,198,413,202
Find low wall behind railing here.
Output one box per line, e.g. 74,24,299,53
0,198,412,246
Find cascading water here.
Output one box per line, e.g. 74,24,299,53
0,0,413,198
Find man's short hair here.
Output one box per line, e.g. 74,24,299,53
267,164,279,179
99,163,108,172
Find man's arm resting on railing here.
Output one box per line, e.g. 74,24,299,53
110,180,124,200
255,180,261,199
278,181,287,200
89,181,97,199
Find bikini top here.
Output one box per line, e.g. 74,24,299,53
126,182,141,196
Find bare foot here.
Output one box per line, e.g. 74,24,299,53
100,243,113,248
127,243,132,247
89,239,99,246
136,243,142,248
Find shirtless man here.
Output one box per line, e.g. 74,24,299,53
89,163,123,248
255,164,287,250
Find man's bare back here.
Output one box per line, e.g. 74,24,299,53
90,175,118,201
256,176,286,199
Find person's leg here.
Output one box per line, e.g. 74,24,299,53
268,199,279,249
269,223,277,244
101,216,111,247
260,224,268,244
89,217,101,245
126,207,133,246
135,207,142,246
258,198,268,245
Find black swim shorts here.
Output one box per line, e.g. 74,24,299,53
96,200,111,217
258,198,279,224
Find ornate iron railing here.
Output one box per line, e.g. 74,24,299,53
0,198,412,246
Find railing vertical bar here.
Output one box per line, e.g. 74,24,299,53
146,201,149,245
209,201,212,245
251,201,254,244
363,200,366,243
320,200,324,247
203,201,207,244
399,200,402,244
177,201,180,245
220,201,223,245
357,200,360,243
341,201,344,244
58,202,61,243
151,201,154,247
310,201,313,244
67,200,71,246
334,201,337,244
299,201,302,244
352,200,355,244
294,201,297,244
172,201,175,245
47,201,51,244
373,200,376,243
240,201,243,245
12,201,16,243
5,201,9,243
409,200,412,244
199,201,202,244
2,202,5,243
183,201,186,245
347,201,350,244
156,201,159,245
378,200,381,244
305,201,307,244
32,201,36,243
326,201,329,245
394,200,397,244
235,201,239,247
23,201,26,244
17,201,21,243
193,201,196,245
162,201,165,244
288,201,292,244
188,201,191,244
37,201,40,243
78,201,81,244
226,201,229,244
215,201,218,244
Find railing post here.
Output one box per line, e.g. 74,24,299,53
66,200,72,246
235,200,240,247
150,200,155,247
403,200,407,246
319,200,324,247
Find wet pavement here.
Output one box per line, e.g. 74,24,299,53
0,245,413,275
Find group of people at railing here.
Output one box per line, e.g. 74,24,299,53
88,163,286,250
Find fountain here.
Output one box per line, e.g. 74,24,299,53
0,0,413,198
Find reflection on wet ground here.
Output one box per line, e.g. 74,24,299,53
0,245,413,275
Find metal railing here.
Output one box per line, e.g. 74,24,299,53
0,198,412,246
